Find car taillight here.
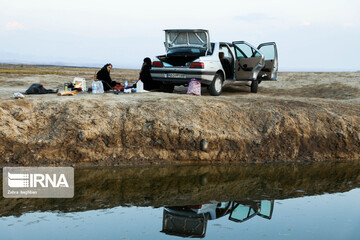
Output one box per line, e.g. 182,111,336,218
189,205,202,209
189,62,204,69
152,61,163,68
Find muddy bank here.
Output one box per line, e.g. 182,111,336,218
1,161,359,217
0,68,359,165
0,93,359,165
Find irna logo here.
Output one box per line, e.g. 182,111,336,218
3,167,74,198
7,172,69,188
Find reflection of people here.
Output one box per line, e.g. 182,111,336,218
139,57,159,91
96,63,123,91
219,52,232,79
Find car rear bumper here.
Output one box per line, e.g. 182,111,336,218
150,69,216,85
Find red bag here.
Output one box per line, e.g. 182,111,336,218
113,84,124,91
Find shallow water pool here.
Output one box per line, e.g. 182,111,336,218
1,161,360,239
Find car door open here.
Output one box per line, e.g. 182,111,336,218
233,41,265,80
257,42,278,81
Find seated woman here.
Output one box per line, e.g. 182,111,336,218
96,63,123,91
139,57,160,91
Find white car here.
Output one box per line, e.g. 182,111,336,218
150,29,278,96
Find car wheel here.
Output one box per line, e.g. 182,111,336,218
251,80,258,93
160,83,174,93
207,73,223,96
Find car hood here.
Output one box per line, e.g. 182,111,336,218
164,29,211,53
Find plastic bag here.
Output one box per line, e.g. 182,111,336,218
187,78,201,96
92,80,104,94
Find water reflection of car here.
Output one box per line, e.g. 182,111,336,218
161,200,274,238
150,29,278,95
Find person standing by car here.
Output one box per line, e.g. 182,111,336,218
139,57,159,91
96,63,123,91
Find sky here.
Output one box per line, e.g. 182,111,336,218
0,0,359,71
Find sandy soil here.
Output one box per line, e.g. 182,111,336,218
0,65,359,166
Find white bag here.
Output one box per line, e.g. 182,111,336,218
92,80,104,94
73,77,87,92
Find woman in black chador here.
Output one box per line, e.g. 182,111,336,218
96,63,122,91
139,57,159,91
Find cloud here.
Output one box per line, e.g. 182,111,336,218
5,21,27,31
301,21,311,26
342,23,354,28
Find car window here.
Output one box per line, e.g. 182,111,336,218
259,45,275,60
167,48,205,56
259,200,272,217
234,43,262,58
229,203,257,222
236,43,251,58
219,45,233,58
235,47,246,59
166,44,214,56
208,43,215,55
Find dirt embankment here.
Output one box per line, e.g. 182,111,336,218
0,67,359,165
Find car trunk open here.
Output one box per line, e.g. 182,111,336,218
164,29,210,52
157,55,200,67
157,48,205,66
158,29,211,66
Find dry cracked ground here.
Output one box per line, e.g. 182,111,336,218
0,65,359,166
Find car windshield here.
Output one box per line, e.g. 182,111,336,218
167,44,215,57
168,48,204,55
